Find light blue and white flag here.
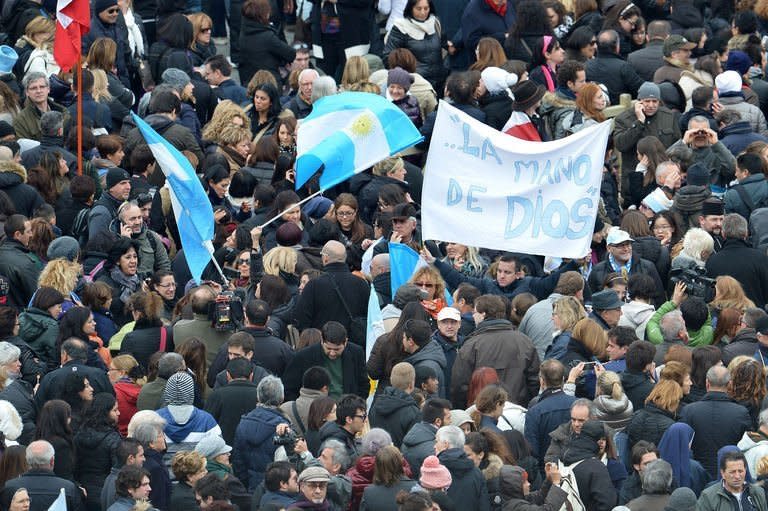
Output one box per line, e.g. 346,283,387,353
295,92,423,190
366,284,384,363
132,113,214,283
47,488,66,511
389,243,428,299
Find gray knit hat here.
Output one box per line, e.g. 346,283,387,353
163,371,195,406
664,487,697,511
161,68,192,94
47,236,80,262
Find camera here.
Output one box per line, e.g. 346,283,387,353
669,267,716,303
210,291,244,331
273,428,299,457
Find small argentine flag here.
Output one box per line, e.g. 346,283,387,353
132,113,215,283
47,488,66,511
295,92,423,190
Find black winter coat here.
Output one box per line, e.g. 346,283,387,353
626,40,665,82
145,448,172,511
208,327,293,383
83,16,132,88
585,50,644,105
238,18,296,87
0,239,41,309
479,92,513,131
0,166,44,218
0,469,83,511
588,255,665,307
383,17,446,88
369,386,420,447
120,320,174,370
706,238,768,308
358,175,410,223
626,402,676,447
73,426,122,509
680,391,752,478
35,361,114,408
561,437,617,511
205,379,260,446
620,371,654,411
438,448,490,511
282,341,369,401
0,379,36,444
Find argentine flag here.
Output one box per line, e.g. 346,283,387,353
295,92,423,190
47,488,66,511
132,113,215,284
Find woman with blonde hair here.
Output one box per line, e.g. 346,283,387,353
627,379,682,446
202,101,251,143
91,69,112,103
470,385,509,433
563,318,607,397
659,361,692,399
440,243,488,279
470,37,506,71
340,56,371,91
408,265,447,321
0,81,20,123
187,12,216,69
120,291,172,369
593,370,633,431
216,125,252,172
108,354,145,436
86,38,134,130
15,16,58,76
38,258,83,316
262,246,298,277
546,296,587,361
710,276,756,315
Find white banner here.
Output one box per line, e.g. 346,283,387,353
421,101,613,259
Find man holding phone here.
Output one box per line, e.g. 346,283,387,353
668,116,736,190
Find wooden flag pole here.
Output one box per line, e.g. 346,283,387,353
76,56,83,175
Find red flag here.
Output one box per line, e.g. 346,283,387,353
502,111,542,142
53,0,90,72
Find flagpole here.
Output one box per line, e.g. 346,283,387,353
207,250,230,288
76,56,83,175
259,189,324,229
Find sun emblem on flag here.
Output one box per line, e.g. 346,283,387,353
349,112,375,138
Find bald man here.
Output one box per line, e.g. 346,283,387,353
295,241,371,345
371,254,392,306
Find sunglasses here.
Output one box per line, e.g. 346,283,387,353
106,8,119,13
237,258,250,265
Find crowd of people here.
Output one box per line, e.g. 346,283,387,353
2,0,768,510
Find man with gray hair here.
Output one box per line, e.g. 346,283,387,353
626,459,673,510
313,438,352,511
435,424,489,511
232,375,290,491
668,115,736,189
652,309,688,365
296,240,371,344
14,72,69,141
0,341,35,443
20,111,76,172
681,365,752,478
285,68,320,119
723,308,767,365
738,408,768,477
706,213,768,307
310,76,338,104
137,352,186,411
133,421,171,511
112,201,170,279
0,440,84,511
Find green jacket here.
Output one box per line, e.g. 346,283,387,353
13,100,70,141
18,307,59,371
697,481,768,511
646,300,713,347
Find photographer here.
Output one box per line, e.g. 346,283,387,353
668,116,736,190
646,282,713,350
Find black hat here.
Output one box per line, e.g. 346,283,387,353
580,420,605,442
700,198,724,216
755,316,768,335
686,163,709,187
511,80,545,112
106,167,130,190
391,203,417,220
591,289,623,310
0,121,15,139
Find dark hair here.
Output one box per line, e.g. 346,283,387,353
58,372,89,414
404,319,432,348
690,345,722,387
56,306,93,352
564,26,596,61
31,286,65,311
35,400,73,443
0,306,17,338
244,299,270,326
253,82,282,119
680,298,708,331
691,86,714,109
737,152,765,175
242,0,271,23
720,450,747,471
204,164,229,186
116,465,150,497
195,473,230,501
475,295,507,320
225,357,253,379
455,283,480,306
302,366,331,390
158,13,194,49
556,60,585,88
378,183,408,209
322,321,347,345
531,36,561,68
0,445,28,485
631,440,659,466
69,174,96,201
61,338,89,362
607,326,638,348
396,490,433,511
149,88,182,115
733,10,758,34
129,144,155,176
626,340,656,372
264,461,294,492
106,237,140,269
335,394,366,425
627,274,656,301
508,0,553,41
258,275,290,310
117,438,143,466
205,54,233,77
402,0,435,18
229,169,259,199
387,48,418,73
3,214,26,239
307,396,336,430
422,398,452,424
81,392,117,430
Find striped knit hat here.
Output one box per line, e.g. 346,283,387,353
163,372,195,406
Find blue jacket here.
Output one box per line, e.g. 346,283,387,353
524,388,576,461
720,120,768,157
459,0,515,61
67,93,112,131
216,78,248,106
232,406,287,491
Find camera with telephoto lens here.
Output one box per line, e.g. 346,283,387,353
669,267,716,303
273,428,299,457
210,291,243,331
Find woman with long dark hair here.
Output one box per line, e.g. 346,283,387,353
74,393,122,511
333,193,374,271
57,372,93,430
246,82,283,143
626,136,668,208
0,445,28,486
504,0,554,62
121,291,174,370
563,25,597,62
528,36,566,92
464,429,515,508
35,400,76,481
601,0,641,58
57,306,109,372
305,396,336,455
97,238,142,327
261,190,310,251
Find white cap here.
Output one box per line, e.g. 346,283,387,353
437,307,461,322
606,227,634,245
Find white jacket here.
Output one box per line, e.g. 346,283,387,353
618,301,656,340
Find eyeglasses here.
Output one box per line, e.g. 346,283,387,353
353,413,367,420
156,282,177,288
590,40,597,45
237,258,250,266
414,281,435,288
336,210,355,217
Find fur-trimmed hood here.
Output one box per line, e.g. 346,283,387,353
0,399,22,441
482,453,503,481
0,160,26,181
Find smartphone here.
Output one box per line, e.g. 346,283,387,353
582,361,597,370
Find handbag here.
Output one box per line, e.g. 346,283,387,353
135,56,155,91
328,275,366,346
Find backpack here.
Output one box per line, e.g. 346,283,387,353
71,206,90,245
557,460,586,511
82,260,106,283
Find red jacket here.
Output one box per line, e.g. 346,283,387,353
114,380,141,436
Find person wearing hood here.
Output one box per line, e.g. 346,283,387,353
618,275,656,341
716,70,768,135
478,67,516,131
123,89,203,165
498,463,566,511
657,422,708,497
402,320,447,398
435,425,489,511
232,375,290,491
369,362,420,447
559,419,617,510
725,152,768,220
74,393,123,511
719,110,768,157
738,407,768,477
156,372,221,465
